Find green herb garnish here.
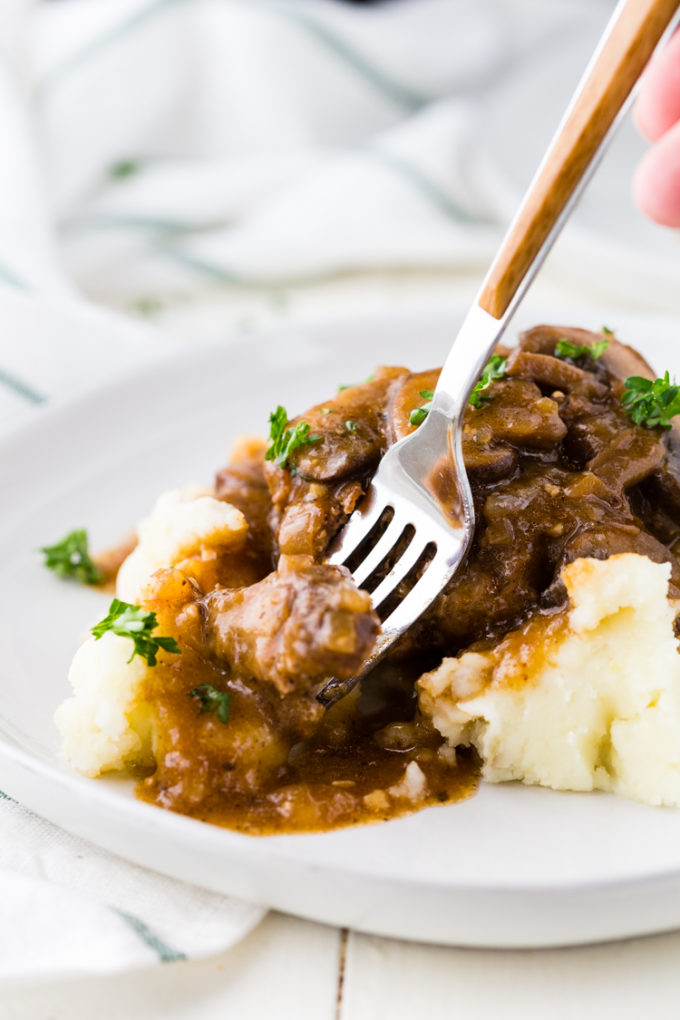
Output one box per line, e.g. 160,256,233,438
602,325,614,336
41,529,102,585
190,683,231,724
109,159,139,180
621,373,680,430
345,420,358,433
409,390,435,427
469,355,507,408
338,373,374,393
91,599,180,667
555,338,609,361
265,405,321,469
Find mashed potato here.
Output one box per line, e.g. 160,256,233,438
55,631,153,777
418,553,680,807
116,487,247,602
57,487,247,775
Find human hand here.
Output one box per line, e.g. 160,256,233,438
633,30,680,227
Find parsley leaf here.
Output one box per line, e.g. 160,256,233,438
91,599,180,667
555,338,609,361
41,529,102,585
409,390,435,427
109,159,140,180
345,419,358,433
264,405,321,470
338,373,374,392
621,372,680,430
190,683,231,724
469,355,507,408
602,325,614,335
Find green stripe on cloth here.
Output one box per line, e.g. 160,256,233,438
245,0,428,112
68,213,197,235
367,147,481,225
38,0,195,90
0,370,46,405
40,0,428,112
66,212,234,236
0,260,29,290
112,908,187,963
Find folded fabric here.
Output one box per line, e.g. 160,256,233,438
0,791,264,983
10,0,604,307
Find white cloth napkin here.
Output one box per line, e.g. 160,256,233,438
0,0,615,984
0,792,264,984
7,0,610,306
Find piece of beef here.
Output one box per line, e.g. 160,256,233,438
264,367,408,560
203,564,379,696
215,436,275,576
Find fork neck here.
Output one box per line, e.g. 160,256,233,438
430,304,509,426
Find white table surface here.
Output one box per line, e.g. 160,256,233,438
6,916,680,1019
6,269,680,1018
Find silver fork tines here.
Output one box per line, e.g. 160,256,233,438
317,390,479,708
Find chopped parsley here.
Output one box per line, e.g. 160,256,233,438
41,529,102,585
109,159,140,180
409,390,434,427
190,683,231,724
91,599,180,667
265,405,321,470
621,373,680,430
469,355,507,408
555,338,609,361
338,373,374,392
345,419,358,433
602,325,614,335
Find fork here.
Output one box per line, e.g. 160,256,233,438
317,0,680,708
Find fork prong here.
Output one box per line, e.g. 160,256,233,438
326,486,384,567
351,513,409,589
367,536,431,613
316,548,460,708
378,549,458,640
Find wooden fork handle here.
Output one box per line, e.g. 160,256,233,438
478,0,679,320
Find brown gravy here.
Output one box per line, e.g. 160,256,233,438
137,649,478,834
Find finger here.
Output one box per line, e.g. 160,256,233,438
632,117,680,227
635,29,680,142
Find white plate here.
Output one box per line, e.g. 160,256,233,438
3,308,680,949
478,34,680,311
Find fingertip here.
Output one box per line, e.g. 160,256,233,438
632,153,660,222
635,30,680,142
632,121,680,228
